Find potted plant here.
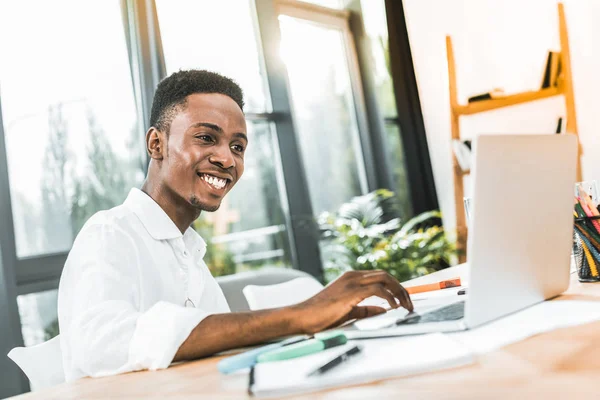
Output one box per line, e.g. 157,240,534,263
318,189,455,283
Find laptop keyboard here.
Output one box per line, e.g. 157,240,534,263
396,301,465,325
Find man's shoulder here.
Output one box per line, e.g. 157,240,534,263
66,203,147,269
72,202,147,249
61,203,145,294
80,203,136,232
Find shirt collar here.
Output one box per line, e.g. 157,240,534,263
183,227,207,260
124,188,201,245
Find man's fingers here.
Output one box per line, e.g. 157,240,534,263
360,271,413,312
400,288,413,312
348,305,387,320
360,283,399,310
392,282,413,312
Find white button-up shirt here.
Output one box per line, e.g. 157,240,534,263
58,188,230,382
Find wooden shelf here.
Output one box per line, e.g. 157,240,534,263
445,3,581,264
453,87,563,115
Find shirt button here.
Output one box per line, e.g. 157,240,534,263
183,250,188,258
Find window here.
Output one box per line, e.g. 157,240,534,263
156,0,269,113
278,13,368,215
360,0,397,117
360,0,413,218
16,289,58,347
383,124,411,217
156,0,293,275
16,289,59,392
0,0,144,258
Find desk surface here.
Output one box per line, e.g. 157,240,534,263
13,265,600,400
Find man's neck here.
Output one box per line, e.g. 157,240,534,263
141,180,200,234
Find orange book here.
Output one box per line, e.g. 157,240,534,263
405,278,462,295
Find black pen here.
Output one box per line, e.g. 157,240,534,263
247,365,255,395
307,345,362,377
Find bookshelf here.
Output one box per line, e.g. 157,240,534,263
446,3,582,263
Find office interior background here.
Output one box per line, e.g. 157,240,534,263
4,0,600,397
0,0,440,395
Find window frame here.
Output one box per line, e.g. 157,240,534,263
252,0,325,279
0,93,30,395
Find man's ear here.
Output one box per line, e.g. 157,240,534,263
146,127,165,160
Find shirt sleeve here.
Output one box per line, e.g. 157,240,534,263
58,223,210,380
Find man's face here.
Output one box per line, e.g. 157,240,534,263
160,93,247,212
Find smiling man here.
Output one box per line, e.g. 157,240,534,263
57,70,412,382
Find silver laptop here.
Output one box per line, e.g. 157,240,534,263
346,134,577,339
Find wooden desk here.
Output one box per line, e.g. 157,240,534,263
12,265,600,399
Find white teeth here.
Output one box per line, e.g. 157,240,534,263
202,174,226,189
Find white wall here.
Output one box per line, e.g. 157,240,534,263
403,0,600,239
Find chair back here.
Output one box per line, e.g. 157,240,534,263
243,276,324,311
217,268,320,312
7,335,65,391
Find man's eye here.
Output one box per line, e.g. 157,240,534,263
198,135,214,143
232,144,245,152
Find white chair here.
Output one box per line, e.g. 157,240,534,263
7,335,65,391
217,268,321,312
243,276,324,311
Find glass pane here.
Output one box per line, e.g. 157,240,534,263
17,290,58,347
192,123,292,276
384,124,413,219
279,16,366,215
0,1,144,258
360,0,397,117
156,0,269,113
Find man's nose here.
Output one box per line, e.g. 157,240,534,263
208,145,235,169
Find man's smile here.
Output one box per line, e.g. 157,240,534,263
197,172,231,191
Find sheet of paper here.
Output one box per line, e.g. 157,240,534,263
449,300,600,354
251,333,474,398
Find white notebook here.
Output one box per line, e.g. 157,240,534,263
250,333,474,398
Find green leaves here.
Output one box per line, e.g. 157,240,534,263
398,210,442,236
318,191,455,283
334,189,401,227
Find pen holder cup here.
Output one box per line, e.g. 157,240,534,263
573,215,600,282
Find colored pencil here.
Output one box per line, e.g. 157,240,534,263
578,196,600,235
575,225,600,277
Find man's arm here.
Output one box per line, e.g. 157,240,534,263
173,307,301,361
174,270,413,361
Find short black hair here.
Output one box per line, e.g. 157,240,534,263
149,69,244,133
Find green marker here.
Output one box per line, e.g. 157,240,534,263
256,331,347,363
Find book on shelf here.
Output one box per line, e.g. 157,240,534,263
555,117,564,134
467,88,505,103
541,51,562,89
452,139,472,172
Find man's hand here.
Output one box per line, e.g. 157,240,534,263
290,270,413,334
174,270,412,362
